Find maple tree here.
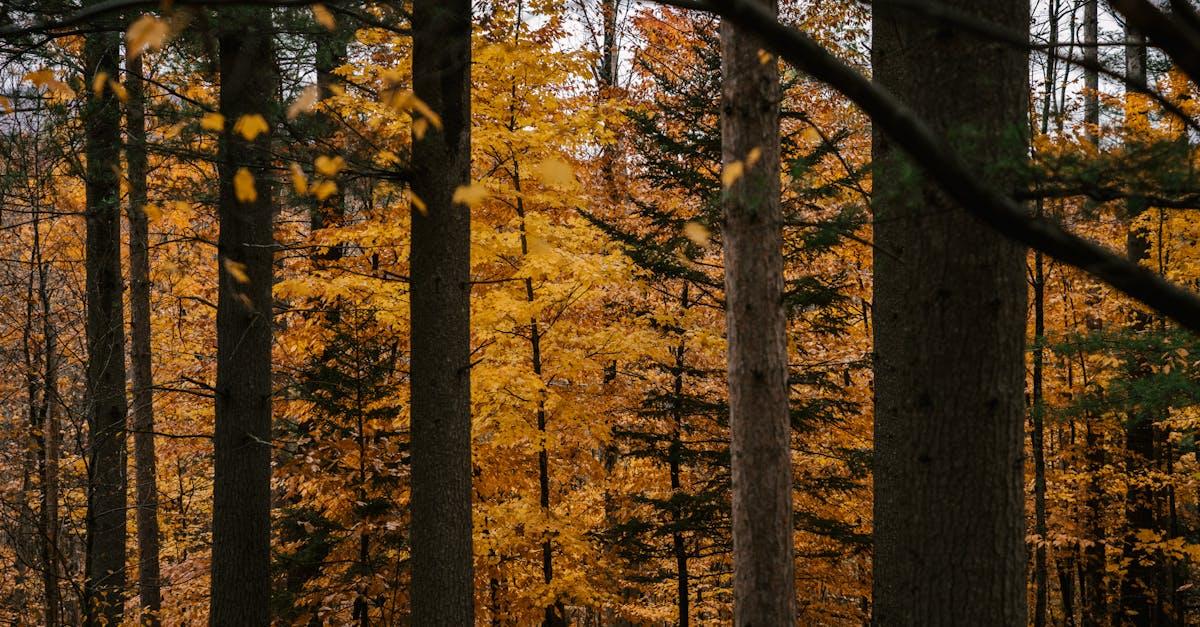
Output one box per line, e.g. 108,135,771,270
0,0,1200,625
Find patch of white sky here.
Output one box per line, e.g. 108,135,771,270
1028,0,1177,141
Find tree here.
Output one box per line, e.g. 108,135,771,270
871,0,1030,623
719,0,795,622
408,1,475,624
209,7,277,625
81,7,128,624
125,43,162,626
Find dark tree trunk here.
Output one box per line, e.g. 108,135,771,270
670,283,691,627
209,8,276,626
1117,23,1159,627
408,1,475,624
871,0,1030,623
719,0,794,623
82,12,129,625
124,50,163,626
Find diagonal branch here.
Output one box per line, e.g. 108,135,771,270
658,0,1200,333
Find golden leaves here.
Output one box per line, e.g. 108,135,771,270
234,114,269,140
127,15,169,59
141,203,163,223
315,155,346,177
721,160,744,189
453,182,490,208
223,258,250,284
532,157,576,188
0,95,10,113
287,85,319,120
91,72,108,97
411,193,428,216
24,69,75,101
312,180,338,201
682,222,711,247
200,112,225,132
312,4,337,30
290,163,308,195
234,168,257,203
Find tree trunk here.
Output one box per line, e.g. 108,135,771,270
82,12,129,625
1118,23,1159,627
125,50,163,626
37,219,61,627
670,283,691,627
719,1,794,623
209,9,276,625
408,1,475,624
871,0,1030,622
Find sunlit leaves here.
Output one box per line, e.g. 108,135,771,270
532,157,576,189
200,112,225,132
287,85,319,120
234,114,269,140
234,168,257,203
223,258,250,284
315,155,346,177
24,68,75,101
127,15,170,59
452,182,490,208
311,4,337,30
721,160,744,188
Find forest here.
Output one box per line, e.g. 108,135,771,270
0,0,1199,624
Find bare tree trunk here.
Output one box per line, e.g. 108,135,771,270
210,8,276,625
670,283,691,627
124,50,163,626
82,8,128,623
409,1,475,624
719,1,794,623
1118,23,1159,627
871,0,1030,622
35,213,62,627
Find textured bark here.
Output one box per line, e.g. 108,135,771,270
209,9,276,625
1083,0,1099,141
1116,23,1167,625
38,254,61,626
82,12,128,625
670,285,691,627
719,1,794,623
125,50,162,626
408,1,475,624
871,0,1029,623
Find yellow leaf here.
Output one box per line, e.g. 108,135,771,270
223,258,250,284
109,79,128,102
412,117,429,140
314,155,345,177
91,71,108,97
683,221,710,247
234,114,269,141
452,183,489,208
757,49,773,65
0,95,10,113
23,69,54,86
533,157,575,188
746,147,762,168
721,160,745,189
142,203,163,223
127,15,169,59
200,112,225,132
383,90,443,130
312,180,338,201
376,150,400,166
234,168,257,203
312,4,337,30
287,85,319,120
290,163,308,195
411,193,428,215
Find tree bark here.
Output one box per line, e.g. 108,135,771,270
209,8,276,625
125,50,162,626
871,0,1030,623
408,1,475,624
719,1,794,623
82,10,129,624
